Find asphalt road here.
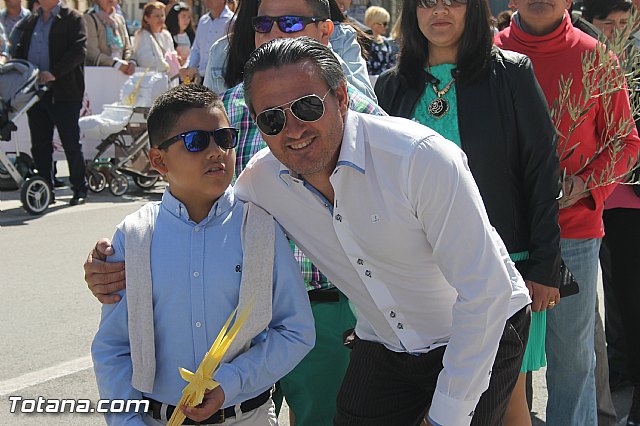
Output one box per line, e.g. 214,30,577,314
0,164,632,425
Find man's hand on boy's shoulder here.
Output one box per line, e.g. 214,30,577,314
181,387,225,422
84,238,126,304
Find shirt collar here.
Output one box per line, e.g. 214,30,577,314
162,185,236,223
38,2,61,22
336,110,365,174
278,110,365,180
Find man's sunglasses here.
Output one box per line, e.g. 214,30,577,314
255,89,331,136
157,128,239,152
418,0,467,7
252,15,326,34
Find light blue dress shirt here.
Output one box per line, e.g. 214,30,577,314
187,6,233,75
92,186,315,425
27,3,60,72
0,7,31,39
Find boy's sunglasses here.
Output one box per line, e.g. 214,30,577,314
418,0,467,7
252,15,326,34
255,89,331,136
157,128,239,152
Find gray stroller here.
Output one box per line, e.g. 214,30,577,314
0,59,52,215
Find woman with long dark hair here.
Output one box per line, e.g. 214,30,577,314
165,1,195,66
375,0,562,423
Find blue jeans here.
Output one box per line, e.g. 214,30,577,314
545,238,601,426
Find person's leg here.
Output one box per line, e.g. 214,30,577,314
334,340,444,426
471,305,530,425
50,100,87,195
602,208,640,425
600,232,629,389
545,238,600,426
503,373,532,426
26,97,55,187
279,292,355,426
594,300,617,426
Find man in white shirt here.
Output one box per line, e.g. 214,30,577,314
180,0,233,81
234,37,531,426
83,37,532,426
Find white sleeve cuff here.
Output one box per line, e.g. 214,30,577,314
428,389,480,426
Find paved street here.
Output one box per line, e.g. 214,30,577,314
0,163,632,425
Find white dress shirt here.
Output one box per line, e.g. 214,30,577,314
187,6,233,75
235,111,531,426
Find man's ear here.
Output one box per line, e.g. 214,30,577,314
335,80,349,117
148,147,168,175
320,20,335,45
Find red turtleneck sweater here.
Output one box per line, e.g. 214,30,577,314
495,11,640,238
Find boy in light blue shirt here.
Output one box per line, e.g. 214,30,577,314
92,84,315,425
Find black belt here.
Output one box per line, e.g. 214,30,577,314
146,388,270,424
308,287,340,302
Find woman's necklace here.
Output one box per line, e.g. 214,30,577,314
426,65,455,119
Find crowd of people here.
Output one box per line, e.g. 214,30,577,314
1,0,639,424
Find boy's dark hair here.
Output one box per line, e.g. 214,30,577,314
147,85,226,147
243,37,345,115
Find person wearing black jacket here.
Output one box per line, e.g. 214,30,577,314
375,0,561,424
10,0,88,205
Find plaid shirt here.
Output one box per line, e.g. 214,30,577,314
223,82,386,291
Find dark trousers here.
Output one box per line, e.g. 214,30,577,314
334,305,531,426
601,208,640,386
26,93,86,192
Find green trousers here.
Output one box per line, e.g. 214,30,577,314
274,291,356,426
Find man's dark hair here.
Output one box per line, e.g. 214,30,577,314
147,85,226,147
582,0,632,22
304,0,331,18
243,37,346,115
397,0,494,90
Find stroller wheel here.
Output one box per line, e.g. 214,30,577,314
88,171,107,193
109,172,129,196
133,175,159,189
20,176,51,215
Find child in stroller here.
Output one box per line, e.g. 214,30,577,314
0,59,53,215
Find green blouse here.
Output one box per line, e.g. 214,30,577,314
413,63,461,147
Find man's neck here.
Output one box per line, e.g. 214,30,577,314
209,4,225,19
519,14,564,36
7,5,22,18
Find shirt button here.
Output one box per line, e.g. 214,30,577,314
193,271,200,277
357,259,364,265
390,311,396,318
194,226,200,232
365,270,372,278
195,321,202,328
397,323,404,330
335,214,342,222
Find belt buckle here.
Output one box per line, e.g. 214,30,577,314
215,409,225,424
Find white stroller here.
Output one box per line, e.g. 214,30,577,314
80,72,168,196
0,59,52,215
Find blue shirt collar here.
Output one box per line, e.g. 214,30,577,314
161,185,236,224
38,2,62,22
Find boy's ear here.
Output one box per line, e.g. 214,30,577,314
148,147,168,175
